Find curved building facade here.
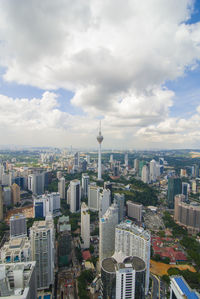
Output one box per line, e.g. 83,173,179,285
174,194,200,233
101,256,146,299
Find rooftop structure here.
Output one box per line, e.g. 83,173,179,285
170,276,200,299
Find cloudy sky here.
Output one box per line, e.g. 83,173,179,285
0,0,200,149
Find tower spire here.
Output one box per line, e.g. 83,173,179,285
97,121,104,180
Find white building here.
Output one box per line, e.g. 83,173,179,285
141,165,149,184
81,203,90,249
3,187,12,206
115,221,151,294
34,192,60,218
150,159,157,182
30,219,54,290
0,261,37,298
70,179,81,213
99,189,111,218
58,177,65,200
28,173,44,195
124,153,128,167
88,184,100,211
0,237,31,264
170,276,200,299
82,173,90,199
99,202,119,264
10,214,27,239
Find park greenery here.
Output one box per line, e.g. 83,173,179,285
162,212,187,237
77,270,94,299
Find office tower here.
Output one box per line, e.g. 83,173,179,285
141,165,149,184
110,154,114,163
9,171,15,186
67,185,71,205
101,255,145,299
114,193,125,222
3,186,12,206
99,189,111,218
81,160,88,172
134,159,139,174
82,173,90,198
104,181,113,201
11,183,20,205
97,122,104,181
191,166,195,177
159,158,164,165
0,163,4,183
15,176,26,190
81,203,90,249
170,276,200,299
58,177,65,200
113,162,120,177
10,214,27,239
0,237,31,263
192,180,197,194
28,173,44,195
194,164,199,177
174,194,200,234
86,155,90,164
182,182,189,200
156,164,161,177
70,179,81,213
150,159,157,182
30,219,54,290
0,186,3,221
127,201,143,222
74,152,80,170
124,153,128,167
0,261,37,298
88,184,100,211
99,202,119,263
115,221,151,294
167,177,182,209
34,193,60,218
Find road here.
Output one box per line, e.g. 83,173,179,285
151,273,160,299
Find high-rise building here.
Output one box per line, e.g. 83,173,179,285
81,203,90,249
101,255,145,299
182,182,189,200
30,219,54,290
3,186,12,206
10,214,27,239
150,159,157,182
74,152,80,171
170,276,200,299
134,159,139,174
124,153,128,167
0,186,3,221
82,173,90,199
180,169,187,177
139,161,146,177
192,180,197,194
109,154,114,164
127,201,143,222
86,155,90,164
97,122,103,181
11,183,20,205
104,181,113,201
28,173,44,195
114,193,125,222
0,261,37,298
88,184,100,211
70,179,81,213
34,193,60,218
99,189,111,218
174,195,200,234
99,202,119,263
58,177,65,200
167,177,182,209
141,165,149,184
115,221,151,294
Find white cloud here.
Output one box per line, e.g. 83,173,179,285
0,0,199,147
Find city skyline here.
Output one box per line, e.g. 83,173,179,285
0,1,200,149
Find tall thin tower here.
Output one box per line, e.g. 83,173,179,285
97,121,104,181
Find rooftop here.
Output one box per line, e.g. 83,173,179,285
172,276,200,299
116,221,150,240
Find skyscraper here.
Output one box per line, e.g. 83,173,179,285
99,202,119,264
3,186,12,206
82,173,90,199
11,183,20,205
99,188,111,218
58,177,65,200
28,173,44,195
97,122,103,181
114,193,125,222
127,201,143,222
30,219,54,290
115,221,151,294
150,159,157,182
81,202,90,249
70,179,81,213
167,177,182,209
88,183,100,211
124,153,128,167
10,214,27,239
141,165,149,184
